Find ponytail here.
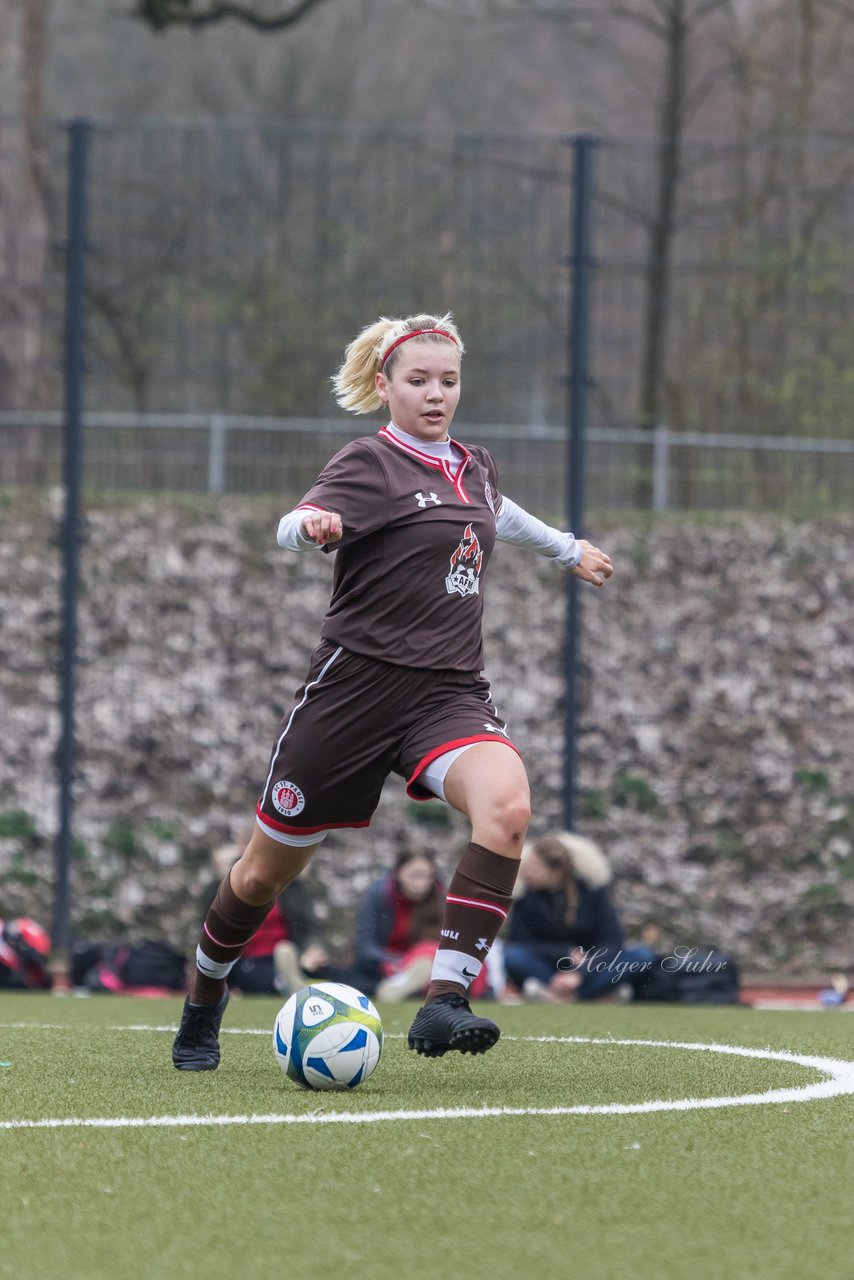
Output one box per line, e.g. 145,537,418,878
331,312,464,414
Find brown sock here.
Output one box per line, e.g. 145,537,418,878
426,841,519,1003
190,872,274,1005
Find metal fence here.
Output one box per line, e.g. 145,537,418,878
2,120,854,509
1,119,853,965
3,410,854,515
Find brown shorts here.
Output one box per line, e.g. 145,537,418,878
255,640,520,844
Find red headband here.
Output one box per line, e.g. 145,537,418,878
379,328,458,370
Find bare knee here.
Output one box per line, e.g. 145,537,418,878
474,788,531,855
231,838,317,904
499,791,532,845
444,744,532,856
235,863,283,903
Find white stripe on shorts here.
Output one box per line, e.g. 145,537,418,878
259,645,343,813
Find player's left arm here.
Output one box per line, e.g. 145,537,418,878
495,495,613,587
570,538,614,588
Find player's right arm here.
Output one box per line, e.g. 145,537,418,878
276,439,389,553
276,506,342,550
298,508,343,546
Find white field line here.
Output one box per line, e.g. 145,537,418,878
1,1028,853,1130
0,1023,273,1034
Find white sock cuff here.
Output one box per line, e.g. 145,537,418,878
195,945,238,981
431,949,483,988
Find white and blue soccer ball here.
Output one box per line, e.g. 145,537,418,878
273,982,383,1091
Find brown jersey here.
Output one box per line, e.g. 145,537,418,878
296,428,505,671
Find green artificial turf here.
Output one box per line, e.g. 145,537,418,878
1,994,852,1280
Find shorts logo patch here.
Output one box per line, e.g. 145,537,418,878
271,780,306,818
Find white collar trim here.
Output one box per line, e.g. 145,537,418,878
386,422,458,462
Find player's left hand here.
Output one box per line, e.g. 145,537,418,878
571,540,613,587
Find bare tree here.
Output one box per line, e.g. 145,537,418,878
135,0,336,30
420,0,732,494
615,2,731,433
420,1,854,462
115,0,854,463
682,2,854,451
0,0,51,411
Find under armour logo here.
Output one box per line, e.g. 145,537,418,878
475,938,490,953
415,491,442,508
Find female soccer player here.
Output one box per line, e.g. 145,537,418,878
172,312,613,1070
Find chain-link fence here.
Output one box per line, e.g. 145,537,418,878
1,120,852,970
589,135,854,511
3,122,854,509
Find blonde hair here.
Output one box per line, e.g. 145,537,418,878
332,312,464,415
523,832,613,891
519,831,612,925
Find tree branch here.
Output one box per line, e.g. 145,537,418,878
692,0,730,25
136,0,335,32
414,0,585,19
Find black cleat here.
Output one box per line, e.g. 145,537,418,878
172,990,229,1071
407,993,500,1058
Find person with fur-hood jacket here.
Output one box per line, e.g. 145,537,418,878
502,832,653,1001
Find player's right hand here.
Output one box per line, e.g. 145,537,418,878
301,509,343,545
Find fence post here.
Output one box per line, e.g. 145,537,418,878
54,119,91,976
563,135,597,833
653,422,670,512
208,414,227,494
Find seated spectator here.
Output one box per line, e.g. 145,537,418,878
349,847,490,1002
0,917,52,990
502,831,654,1001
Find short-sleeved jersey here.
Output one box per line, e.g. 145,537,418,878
296,428,505,671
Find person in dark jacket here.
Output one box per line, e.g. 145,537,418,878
503,832,653,1001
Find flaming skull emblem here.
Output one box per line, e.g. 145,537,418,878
445,524,484,598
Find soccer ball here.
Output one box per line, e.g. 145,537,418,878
273,982,383,1091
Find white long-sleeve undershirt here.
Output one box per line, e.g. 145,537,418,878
276,423,582,569
494,496,581,568
276,495,581,568
277,506,325,550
